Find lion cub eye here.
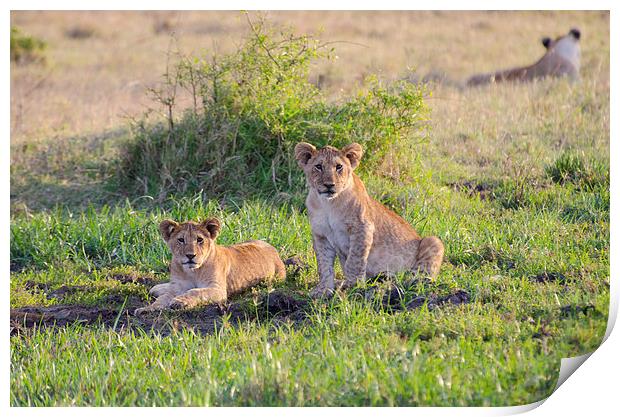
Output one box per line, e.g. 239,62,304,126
177,238,185,244
197,237,204,244
335,164,343,172
314,164,323,172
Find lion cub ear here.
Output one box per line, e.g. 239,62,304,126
294,142,317,168
201,218,221,239
342,143,363,170
159,219,179,242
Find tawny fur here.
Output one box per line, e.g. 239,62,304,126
295,142,444,298
135,219,285,314
467,28,581,86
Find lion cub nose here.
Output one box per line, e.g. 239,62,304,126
186,254,196,260
324,183,335,189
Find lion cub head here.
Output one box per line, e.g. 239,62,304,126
294,142,363,200
159,218,221,271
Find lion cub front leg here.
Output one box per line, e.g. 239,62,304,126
149,282,171,298
170,286,227,309
135,284,184,315
310,235,338,298
342,223,374,288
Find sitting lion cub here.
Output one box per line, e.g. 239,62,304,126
295,142,444,298
135,218,286,314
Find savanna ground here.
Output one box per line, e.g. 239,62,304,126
10,11,610,406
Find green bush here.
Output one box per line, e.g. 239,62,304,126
10,26,46,63
120,17,429,200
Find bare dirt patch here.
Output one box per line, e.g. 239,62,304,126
10,289,310,337
11,303,135,336
405,289,471,310
107,272,162,286
352,279,471,312
559,304,600,319
46,285,91,299
283,255,309,276
529,272,569,284
12,270,472,337
23,280,51,292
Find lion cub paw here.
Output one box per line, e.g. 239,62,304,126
169,295,198,310
134,305,162,315
310,284,335,299
337,278,363,291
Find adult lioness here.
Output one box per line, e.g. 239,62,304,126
295,142,444,298
467,28,581,86
135,218,285,314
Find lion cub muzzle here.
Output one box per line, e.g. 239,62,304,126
319,182,336,197
184,253,198,269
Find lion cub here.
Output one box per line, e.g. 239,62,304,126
295,142,444,298
135,218,286,314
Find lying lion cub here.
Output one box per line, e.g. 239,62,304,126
295,142,444,298
135,218,286,314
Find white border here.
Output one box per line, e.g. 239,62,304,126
4,2,618,416
2,0,617,11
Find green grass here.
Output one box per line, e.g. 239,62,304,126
11,308,590,406
10,15,609,407
10,164,609,405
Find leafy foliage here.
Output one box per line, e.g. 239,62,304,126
10,26,46,63
120,17,428,200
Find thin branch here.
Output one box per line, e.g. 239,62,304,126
244,12,281,69
318,40,370,49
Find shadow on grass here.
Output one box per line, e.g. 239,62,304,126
10,125,309,215
10,273,474,337
11,127,129,213
11,263,603,339
10,288,312,337
11,177,118,213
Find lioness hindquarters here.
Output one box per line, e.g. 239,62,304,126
413,236,444,277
